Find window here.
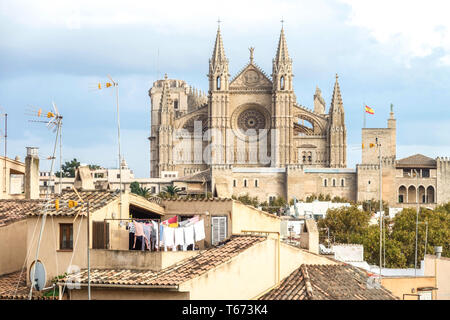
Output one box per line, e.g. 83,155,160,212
174,100,179,110
332,179,336,187
323,179,328,187
422,169,430,178
254,179,259,188
398,195,404,203
216,76,221,90
269,196,276,204
151,187,156,194
243,179,248,188
211,216,227,245
117,174,120,179
280,76,285,90
233,179,237,188
60,224,73,250
341,178,345,187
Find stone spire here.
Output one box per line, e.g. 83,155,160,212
330,74,344,114
273,26,292,73
314,86,326,114
210,25,227,73
328,73,347,168
272,26,293,91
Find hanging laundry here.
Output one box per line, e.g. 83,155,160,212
163,225,175,248
133,221,146,250
159,223,164,248
128,221,136,250
151,221,159,250
162,216,178,226
193,219,205,242
184,225,195,248
142,224,151,251
174,227,185,248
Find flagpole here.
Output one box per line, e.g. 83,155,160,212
363,103,366,128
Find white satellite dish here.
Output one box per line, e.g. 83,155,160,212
30,261,46,291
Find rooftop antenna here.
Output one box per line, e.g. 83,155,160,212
94,76,123,221
26,102,63,299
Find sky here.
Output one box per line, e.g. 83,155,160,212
0,0,449,177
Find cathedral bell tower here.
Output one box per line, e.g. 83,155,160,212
271,26,295,166
208,24,230,165
327,74,347,168
158,74,176,175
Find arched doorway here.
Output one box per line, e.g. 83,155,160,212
398,186,407,203
426,186,435,203
418,186,426,204
407,185,416,203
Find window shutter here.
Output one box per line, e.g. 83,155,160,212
211,216,227,245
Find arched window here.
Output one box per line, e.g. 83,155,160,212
341,178,345,187
280,76,285,90
233,179,237,188
254,179,259,188
243,179,248,188
302,152,306,163
332,179,336,187
216,76,221,90
323,179,328,187
174,100,179,110
308,152,312,163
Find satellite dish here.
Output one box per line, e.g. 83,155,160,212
30,261,46,291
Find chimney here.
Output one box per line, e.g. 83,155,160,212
74,165,95,190
25,147,39,199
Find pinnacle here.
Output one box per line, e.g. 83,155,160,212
275,27,290,65
211,25,227,69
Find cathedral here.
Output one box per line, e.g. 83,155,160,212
149,26,450,208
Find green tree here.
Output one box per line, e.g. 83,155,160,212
56,158,80,178
234,193,259,208
130,181,141,194
162,185,182,197
318,205,371,243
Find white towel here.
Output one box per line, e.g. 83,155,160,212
152,221,159,249
164,226,175,248
193,219,205,242
184,225,195,247
174,227,185,247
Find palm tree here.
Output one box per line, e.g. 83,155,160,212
137,187,151,198
162,185,182,197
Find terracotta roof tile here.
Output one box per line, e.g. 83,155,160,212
260,264,398,300
0,199,42,227
62,235,266,287
26,190,120,217
0,270,55,300
397,154,437,168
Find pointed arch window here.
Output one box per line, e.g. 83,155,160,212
280,76,285,90
216,76,221,90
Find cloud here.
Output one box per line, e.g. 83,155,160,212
340,0,450,66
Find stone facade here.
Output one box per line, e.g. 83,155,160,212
149,26,449,207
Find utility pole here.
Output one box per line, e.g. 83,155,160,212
87,201,91,300
414,169,419,277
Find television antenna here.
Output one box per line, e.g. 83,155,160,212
26,102,63,299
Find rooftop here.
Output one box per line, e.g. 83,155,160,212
396,154,437,168
0,199,42,227
260,264,397,300
0,270,54,300
61,235,266,288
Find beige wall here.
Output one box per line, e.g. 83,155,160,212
381,277,436,300
424,254,450,300
0,156,26,200
26,197,131,285
90,249,199,271
0,220,27,275
231,201,280,234
69,287,190,300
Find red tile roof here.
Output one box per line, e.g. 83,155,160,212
0,270,55,300
62,235,266,287
0,199,42,227
260,264,398,300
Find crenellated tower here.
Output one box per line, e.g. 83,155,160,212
208,25,230,165
271,26,295,166
327,74,347,168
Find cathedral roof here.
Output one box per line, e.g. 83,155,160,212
396,154,437,168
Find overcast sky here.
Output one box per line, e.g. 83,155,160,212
1,0,449,177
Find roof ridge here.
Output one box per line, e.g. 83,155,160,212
300,264,314,300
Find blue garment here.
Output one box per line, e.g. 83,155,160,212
143,224,151,250
159,224,164,246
